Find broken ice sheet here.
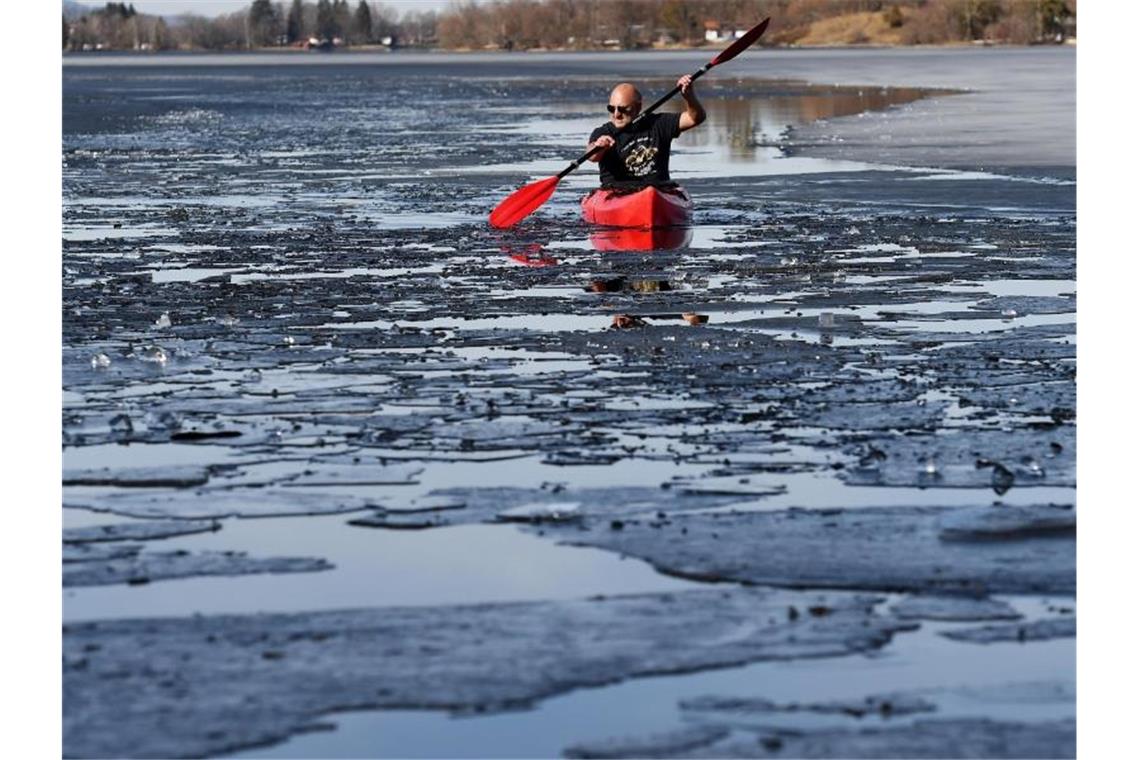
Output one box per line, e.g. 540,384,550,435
383,496,466,514
63,543,143,563
888,594,1022,621
63,550,332,587
64,488,383,520
564,725,730,760
544,451,624,466
281,461,423,487
841,429,1074,489
63,519,220,543
941,617,1075,644
671,476,788,498
678,692,938,718
797,400,951,432
62,465,211,488
347,512,451,530
419,486,741,525
496,501,583,523
937,504,1075,541
955,381,1074,416
62,587,913,759
970,295,1074,316
540,506,1074,595
563,717,1075,759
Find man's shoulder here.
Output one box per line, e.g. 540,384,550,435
648,112,682,137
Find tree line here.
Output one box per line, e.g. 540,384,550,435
63,0,1075,52
64,1,435,51
438,0,1076,49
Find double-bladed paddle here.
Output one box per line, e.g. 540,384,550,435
489,17,771,229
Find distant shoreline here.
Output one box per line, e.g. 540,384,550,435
62,38,1076,57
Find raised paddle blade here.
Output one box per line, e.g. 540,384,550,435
489,175,560,228
710,17,770,67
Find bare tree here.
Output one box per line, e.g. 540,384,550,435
61,0,1078,52
438,1,487,48
371,2,400,40
661,0,700,44
400,9,438,46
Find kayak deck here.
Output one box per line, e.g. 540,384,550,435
581,185,693,229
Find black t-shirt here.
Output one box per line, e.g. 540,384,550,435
589,112,683,188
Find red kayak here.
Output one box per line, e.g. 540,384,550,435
581,185,693,229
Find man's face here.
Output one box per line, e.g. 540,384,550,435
608,95,641,128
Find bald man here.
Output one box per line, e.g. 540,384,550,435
586,76,706,188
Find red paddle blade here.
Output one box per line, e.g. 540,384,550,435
489,176,560,229
710,17,770,67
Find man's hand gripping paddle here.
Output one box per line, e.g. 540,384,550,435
488,17,771,229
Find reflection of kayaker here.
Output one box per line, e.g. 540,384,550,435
610,313,708,329
587,277,674,293
582,78,705,230
588,276,707,330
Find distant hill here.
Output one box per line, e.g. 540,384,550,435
62,1,94,19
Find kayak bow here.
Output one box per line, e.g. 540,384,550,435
581,186,693,229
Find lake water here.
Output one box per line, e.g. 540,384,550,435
62,47,1075,759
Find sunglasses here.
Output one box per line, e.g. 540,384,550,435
607,104,638,116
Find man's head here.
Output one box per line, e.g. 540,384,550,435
608,83,642,127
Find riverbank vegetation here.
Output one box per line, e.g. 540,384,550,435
63,0,1076,53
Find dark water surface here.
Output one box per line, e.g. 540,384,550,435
63,50,1075,759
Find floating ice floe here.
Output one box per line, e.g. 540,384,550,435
496,501,582,523
937,504,1075,541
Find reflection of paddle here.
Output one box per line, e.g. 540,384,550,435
502,242,559,267
488,17,771,229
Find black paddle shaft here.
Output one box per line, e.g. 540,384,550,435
555,62,714,180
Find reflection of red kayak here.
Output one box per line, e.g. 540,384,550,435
589,226,693,252
581,185,693,228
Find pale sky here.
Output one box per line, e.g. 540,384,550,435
87,0,463,17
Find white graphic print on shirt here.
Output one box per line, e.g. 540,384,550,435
623,136,657,177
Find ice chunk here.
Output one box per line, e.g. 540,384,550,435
496,501,582,523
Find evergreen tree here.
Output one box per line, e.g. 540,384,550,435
316,0,335,39
354,1,372,43
286,0,304,43
154,17,170,49
334,0,352,39
1039,0,1072,38
247,0,278,47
